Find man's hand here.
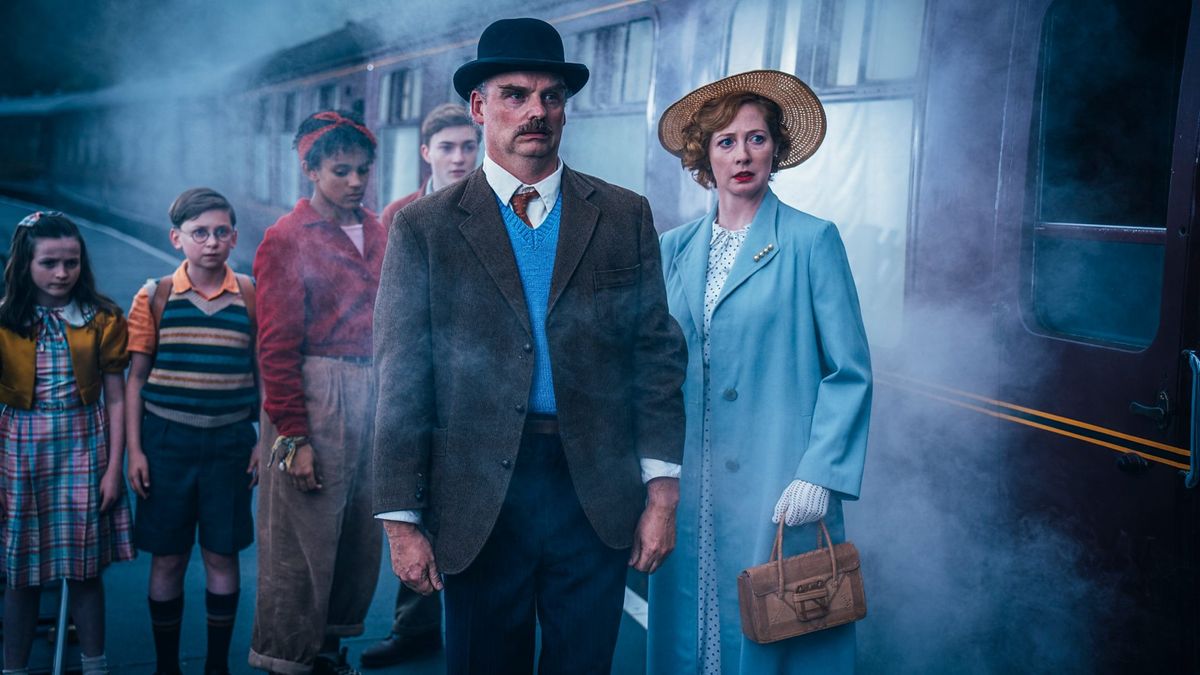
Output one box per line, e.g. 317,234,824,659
629,477,679,574
383,520,443,595
99,465,124,513
287,443,321,492
127,449,150,498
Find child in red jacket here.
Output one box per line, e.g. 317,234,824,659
249,110,385,675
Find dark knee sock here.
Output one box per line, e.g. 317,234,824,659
147,595,184,675
204,590,239,674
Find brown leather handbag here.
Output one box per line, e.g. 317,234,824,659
737,519,867,643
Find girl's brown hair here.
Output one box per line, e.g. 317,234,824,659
679,92,792,189
1,213,121,338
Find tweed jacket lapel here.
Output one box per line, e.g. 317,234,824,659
548,167,599,314
456,169,532,336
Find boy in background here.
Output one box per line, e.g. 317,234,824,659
378,103,480,228
125,187,259,675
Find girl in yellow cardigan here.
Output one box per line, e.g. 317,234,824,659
0,212,134,675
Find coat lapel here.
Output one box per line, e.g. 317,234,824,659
548,167,599,314
456,169,532,335
675,209,716,337
715,190,781,308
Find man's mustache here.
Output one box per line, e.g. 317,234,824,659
516,120,552,136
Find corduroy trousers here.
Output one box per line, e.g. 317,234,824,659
249,356,381,674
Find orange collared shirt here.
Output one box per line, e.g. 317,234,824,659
127,261,242,354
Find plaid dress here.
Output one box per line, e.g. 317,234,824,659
0,306,135,588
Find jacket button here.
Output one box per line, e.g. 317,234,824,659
723,388,738,401
515,403,526,413
523,343,533,353
415,489,424,500
725,459,739,472
501,459,513,469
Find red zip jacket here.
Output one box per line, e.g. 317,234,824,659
253,198,385,437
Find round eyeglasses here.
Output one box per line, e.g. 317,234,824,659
180,226,235,243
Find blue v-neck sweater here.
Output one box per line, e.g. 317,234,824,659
499,194,562,414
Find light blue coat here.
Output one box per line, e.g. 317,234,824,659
647,190,872,675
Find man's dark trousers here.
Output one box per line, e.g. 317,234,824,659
441,424,627,675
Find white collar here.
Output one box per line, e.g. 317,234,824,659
41,300,89,327
482,154,562,214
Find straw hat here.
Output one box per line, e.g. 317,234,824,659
658,70,826,170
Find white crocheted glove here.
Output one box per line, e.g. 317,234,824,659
771,479,830,526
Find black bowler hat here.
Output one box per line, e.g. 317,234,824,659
453,18,590,101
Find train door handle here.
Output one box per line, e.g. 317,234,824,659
1183,352,1200,489
1129,390,1170,429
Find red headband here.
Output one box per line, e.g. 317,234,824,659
296,111,378,164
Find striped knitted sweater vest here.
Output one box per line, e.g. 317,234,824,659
499,193,562,414
141,288,257,428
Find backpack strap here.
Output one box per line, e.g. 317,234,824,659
235,273,256,339
149,276,173,330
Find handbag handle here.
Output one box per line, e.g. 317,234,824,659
771,519,838,597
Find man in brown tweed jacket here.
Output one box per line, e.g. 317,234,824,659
371,17,686,675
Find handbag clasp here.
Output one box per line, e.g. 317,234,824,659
791,579,832,621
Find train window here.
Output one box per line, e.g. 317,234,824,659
1022,0,1188,348
378,68,424,205
559,17,655,193
833,0,866,85
254,97,270,134
282,93,296,131
726,0,805,75
727,0,771,74
380,126,420,207
569,31,598,110
828,0,925,87
318,84,338,111
381,69,422,125
568,18,654,110
863,0,924,82
277,126,300,208
253,136,271,203
593,24,628,108
727,0,925,347
623,19,654,103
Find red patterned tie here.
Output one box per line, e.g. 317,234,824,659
510,189,540,227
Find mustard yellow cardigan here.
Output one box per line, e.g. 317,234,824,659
0,308,129,410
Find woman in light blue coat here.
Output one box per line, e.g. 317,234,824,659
647,70,872,675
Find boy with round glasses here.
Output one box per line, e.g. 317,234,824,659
124,187,260,675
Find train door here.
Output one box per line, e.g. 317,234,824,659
992,0,1198,666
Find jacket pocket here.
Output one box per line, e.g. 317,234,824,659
594,264,641,289
593,264,641,334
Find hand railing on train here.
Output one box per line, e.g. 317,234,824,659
1185,350,1200,489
